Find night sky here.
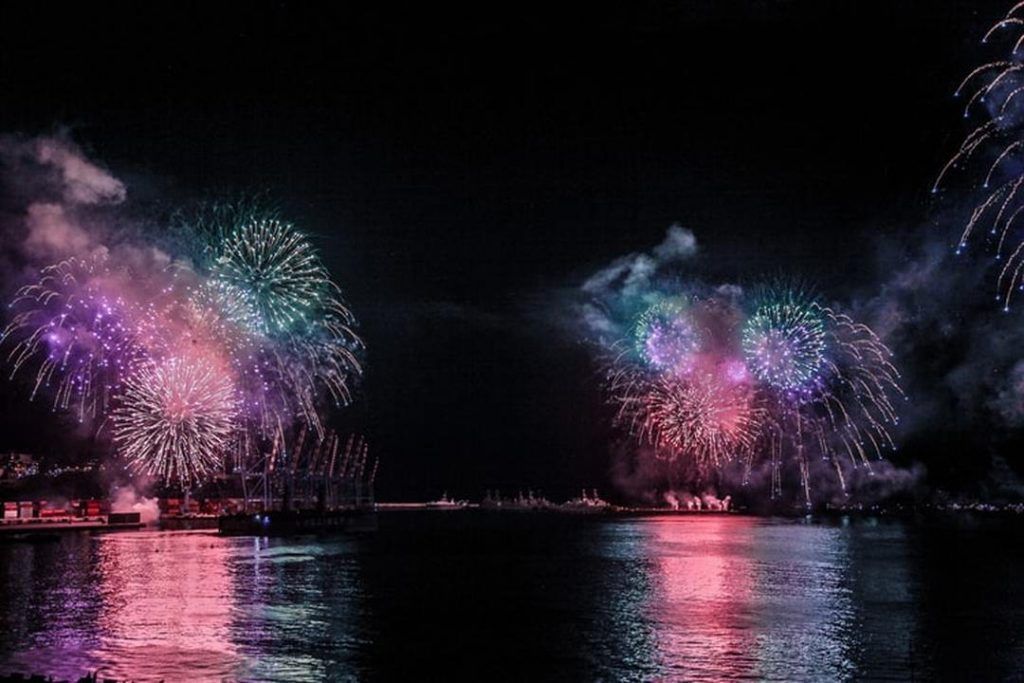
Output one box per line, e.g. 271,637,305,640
0,1,1013,500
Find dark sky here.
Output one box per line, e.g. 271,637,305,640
0,1,1004,499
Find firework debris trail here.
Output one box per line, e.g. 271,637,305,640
933,2,1024,311
0,133,363,488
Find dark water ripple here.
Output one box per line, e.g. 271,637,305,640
1,513,1023,681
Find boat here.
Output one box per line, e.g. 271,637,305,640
504,490,554,511
481,490,503,509
560,489,613,514
425,492,468,510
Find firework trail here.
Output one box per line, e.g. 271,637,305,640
111,355,239,488
933,3,1024,309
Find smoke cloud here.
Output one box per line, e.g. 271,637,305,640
0,131,127,265
110,485,160,525
851,221,1024,497
580,223,703,342
1,132,126,206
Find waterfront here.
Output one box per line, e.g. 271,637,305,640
1,513,1023,681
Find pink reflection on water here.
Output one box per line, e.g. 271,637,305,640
644,516,758,680
641,516,856,681
92,531,241,679
3,531,242,680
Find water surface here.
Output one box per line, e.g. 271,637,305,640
1,513,1022,681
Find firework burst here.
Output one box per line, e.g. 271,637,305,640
642,373,761,471
632,300,701,374
608,356,762,472
200,212,363,432
210,217,342,336
112,355,239,487
2,192,364,490
746,301,903,503
0,255,162,420
742,293,826,392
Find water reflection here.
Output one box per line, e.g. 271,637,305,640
0,531,365,680
0,532,243,679
0,533,104,671
639,516,863,680
843,519,922,680
94,532,240,679
2,514,1015,680
746,521,856,680
230,537,366,680
644,517,758,680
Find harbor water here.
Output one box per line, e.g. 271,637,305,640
1,512,1022,681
